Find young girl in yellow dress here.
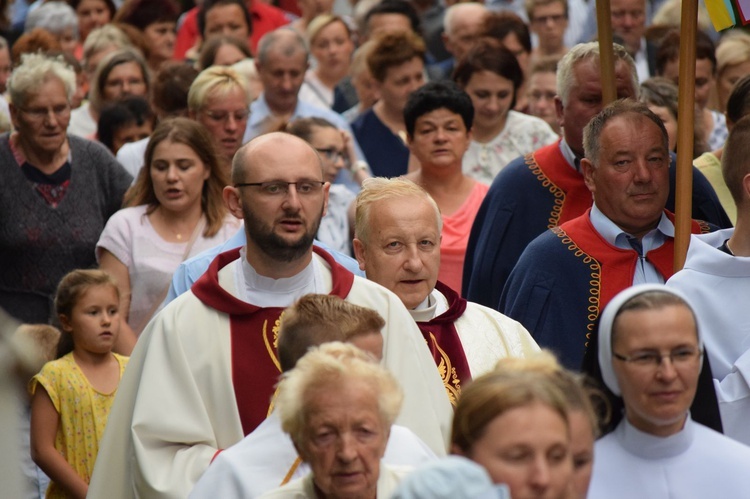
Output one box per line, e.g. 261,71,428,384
30,269,128,498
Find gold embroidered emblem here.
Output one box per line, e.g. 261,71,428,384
428,332,461,406
551,226,601,348
525,153,566,229
262,311,286,373
263,311,286,417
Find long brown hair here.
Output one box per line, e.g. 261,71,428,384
124,117,229,237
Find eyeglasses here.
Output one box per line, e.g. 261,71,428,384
315,147,348,165
20,104,70,121
235,180,326,196
202,109,250,123
613,347,703,369
532,14,566,25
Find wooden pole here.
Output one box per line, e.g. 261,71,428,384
674,0,698,271
596,0,616,105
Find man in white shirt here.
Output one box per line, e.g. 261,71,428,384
668,115,750,445
611,0,654,81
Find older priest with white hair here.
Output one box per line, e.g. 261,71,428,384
588,284,750,498
353,177,539,405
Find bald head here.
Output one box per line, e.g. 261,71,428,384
443,3,486,61
232,132,324,184
225,132,330,276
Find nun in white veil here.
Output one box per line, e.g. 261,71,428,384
588,284,750,499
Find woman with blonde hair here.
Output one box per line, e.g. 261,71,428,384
494,352,599,499
97,118,241,348
300,15,355,109
451,360,574,499
716,31,750,113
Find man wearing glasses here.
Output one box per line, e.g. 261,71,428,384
89,132,452,499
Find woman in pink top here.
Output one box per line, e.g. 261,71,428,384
403,81,488,293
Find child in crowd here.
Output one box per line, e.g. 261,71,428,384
16,324,61,499
29,270,128,499
97,96,154,154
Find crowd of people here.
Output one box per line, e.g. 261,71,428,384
2,0,750,497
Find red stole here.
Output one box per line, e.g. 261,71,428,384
559,210,705,311
415,281,471,406
528,142,592,228
191,246,354,435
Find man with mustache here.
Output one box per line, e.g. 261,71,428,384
87,133,451,499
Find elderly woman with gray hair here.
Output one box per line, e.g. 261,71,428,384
260,342,410,498
0,53,132,325
24,1,79,56
588,284,750,498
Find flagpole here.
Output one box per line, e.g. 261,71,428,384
596,0,616,104
674,0,699,271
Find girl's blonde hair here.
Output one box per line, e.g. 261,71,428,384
54,269,119,358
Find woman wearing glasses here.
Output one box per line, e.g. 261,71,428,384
589,284,750,498
189,66,252,176
286,117,367,256
0,53,132,325
97,118,241,347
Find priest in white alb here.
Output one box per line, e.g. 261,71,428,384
352,177,539,405
87,133,452,499
667,115,750,445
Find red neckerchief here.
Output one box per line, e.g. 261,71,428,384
191,246,354,435
559,209,705,312
528,141,593,228
415,281,471,406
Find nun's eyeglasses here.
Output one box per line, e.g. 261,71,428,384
613,347,702,369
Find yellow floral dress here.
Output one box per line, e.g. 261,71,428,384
29,352,128,498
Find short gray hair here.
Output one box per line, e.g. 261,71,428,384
355,177,443,244
557,42,638,107
256,28,308,66
25,1,79,39
582,99,668,167
8,53,76,107
276,342,403,445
